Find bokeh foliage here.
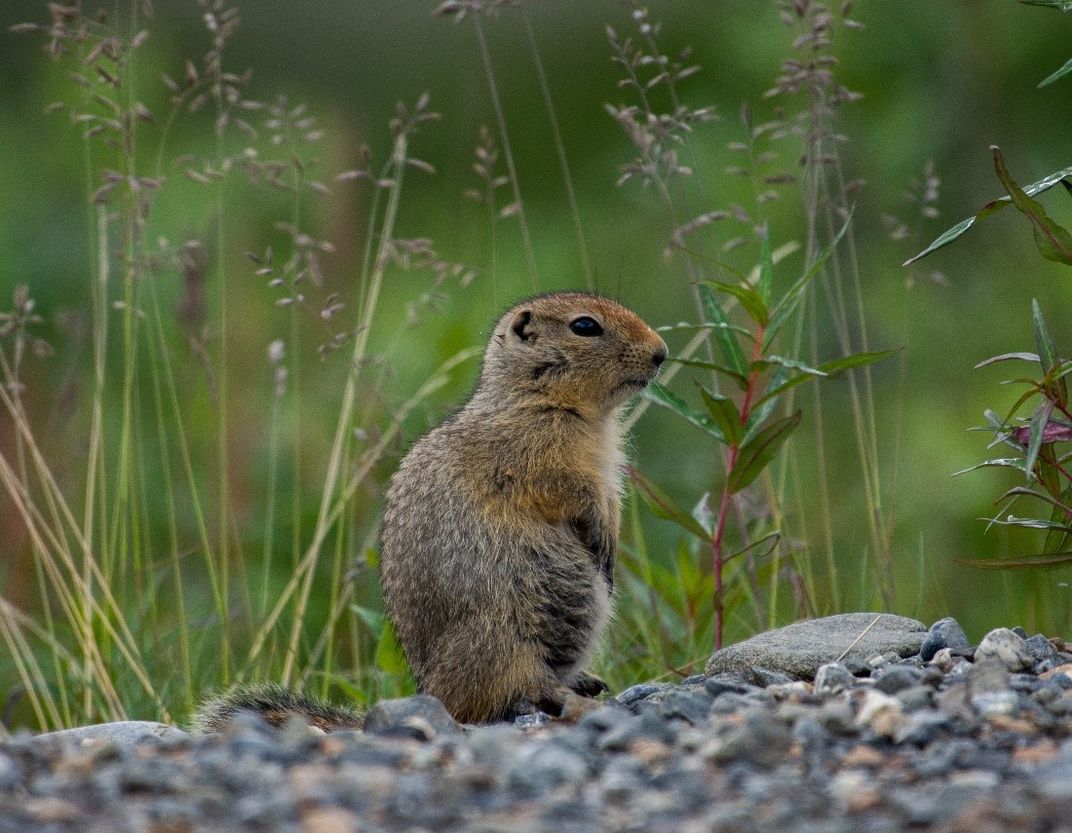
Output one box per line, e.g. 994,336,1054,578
0,0,1071,730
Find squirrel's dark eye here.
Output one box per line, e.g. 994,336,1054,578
569,316,603,337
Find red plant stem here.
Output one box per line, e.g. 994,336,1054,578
711,323,766,650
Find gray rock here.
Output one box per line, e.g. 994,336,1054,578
508,741,589,797
578,705,633,734
873,665,922,695
703,673,754,698
814,662,857,695
32,721,188,746
895,685,934,712
975,628,1035,672
967,658,1011,694
893,708,950,745
701,709,792,768
704,613,927,680
970,690,1020,717
745,667,795,688
660,687,714,725
0,752,17,790
615,683,666,708
362,695,461,739
920,617,971,662
1025,634,1059,663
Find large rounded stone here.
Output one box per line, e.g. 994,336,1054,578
33,721,189,746
704,613,927,680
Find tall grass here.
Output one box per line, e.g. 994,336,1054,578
1,0,910,729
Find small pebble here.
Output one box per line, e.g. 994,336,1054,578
975,628,1035,672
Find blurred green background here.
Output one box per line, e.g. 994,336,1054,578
1,0,1071,727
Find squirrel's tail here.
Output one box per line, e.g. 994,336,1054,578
190,682,364,734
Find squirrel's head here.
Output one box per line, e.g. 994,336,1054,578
481,292,668,420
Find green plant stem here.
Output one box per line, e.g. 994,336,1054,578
279,131,409,685
519,7,592,290
711,321,767,649
472,12,539,291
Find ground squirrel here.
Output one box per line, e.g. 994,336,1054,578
380,291,667,723
192,291,666,731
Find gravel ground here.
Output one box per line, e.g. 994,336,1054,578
3,619,1072,833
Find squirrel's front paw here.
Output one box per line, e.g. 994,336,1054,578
568,670,609,698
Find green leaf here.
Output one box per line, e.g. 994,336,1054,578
764,211,853,348
699,386,742,444
906,163,1072,265
988,514,1072,531
997,485,1072,514
699,283,748,377
628,466,712,541
728,410,802,494
751,370,818,412
1033,298,1060,373
758,222,774,306
643,381,724,440
1025,399,1055,479
703,280,768,326
1039,56,1072,87
350,603,385,633
817,348,901,375
668,357,749,390
952,457,1028,476
974,352,1041,369
753,355,828,376
374,619,408,675
657,321,752,338
749,349,899,412
956,552,1072,570
1020,0,1072,9
993,147,1072,264
726,529,781,563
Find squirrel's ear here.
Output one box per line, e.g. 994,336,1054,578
510,309,536,342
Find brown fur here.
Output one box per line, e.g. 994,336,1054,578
190,682,363,734
380,292,667,723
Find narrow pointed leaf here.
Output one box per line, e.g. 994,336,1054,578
1025,399,1056,479
669,357,749,390
727,530,781,563
728,410,802,494
956,552,1072,570
974,352,1041,369
704,280,768,326
906,163,1072,264
817,348,901,375
765,212,853,348
1019,0,1072,10
629,466,712,541
758,222,774,306
374,620,408,674
699,386,742,444
699,283,747,376
751,370,818,412
988,515,1072,531
1033,298,1059,373
1039,56,1072,87
993,147,1072,264
644,382,724,440
997,485,1072,514
753,355,828,376
952,457,1028,476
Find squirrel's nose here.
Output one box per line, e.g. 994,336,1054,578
652,346,668,369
